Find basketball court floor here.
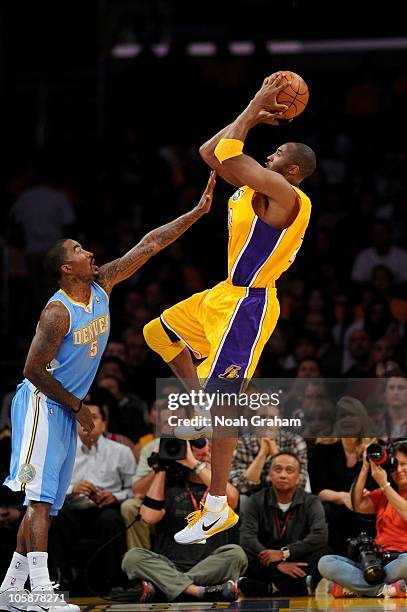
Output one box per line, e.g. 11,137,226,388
74,586,407,612
73,597,407,611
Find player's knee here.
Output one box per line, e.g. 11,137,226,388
143,317,184,363
318,555,337,578
143,318,162,350
121,548,152,578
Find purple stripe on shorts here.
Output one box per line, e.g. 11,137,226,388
232,217,282,286
205,288,267,392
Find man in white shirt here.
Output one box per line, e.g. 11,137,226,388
49,398,136,594
351,220,407,285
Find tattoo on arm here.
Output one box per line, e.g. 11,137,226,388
97,207,203,294
24,302,81,412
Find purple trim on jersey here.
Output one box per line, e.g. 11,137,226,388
232,217,283,286
205,288,266,392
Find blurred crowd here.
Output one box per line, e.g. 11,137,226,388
1,53,407,599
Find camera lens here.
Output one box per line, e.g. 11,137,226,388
366,443,386,464
163,439,184,457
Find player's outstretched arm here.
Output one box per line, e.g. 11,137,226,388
23,302,95,432
200,73,294,208
97,171,216,295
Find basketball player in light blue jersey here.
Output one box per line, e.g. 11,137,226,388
0,172,216,612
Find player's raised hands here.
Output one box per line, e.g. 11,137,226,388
195,170,216,214
249,72,290,123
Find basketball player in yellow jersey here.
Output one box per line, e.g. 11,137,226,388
143,73,316,544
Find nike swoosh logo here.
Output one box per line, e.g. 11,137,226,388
202,517,222,532
195,426,207,431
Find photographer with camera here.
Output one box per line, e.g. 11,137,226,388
318,441,407,598
120,439,247,603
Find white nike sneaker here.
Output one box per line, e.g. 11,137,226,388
173,404,213,440
27,584,79,612
174,501,239,544
0,587,29,611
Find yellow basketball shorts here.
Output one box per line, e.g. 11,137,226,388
160,281,280,387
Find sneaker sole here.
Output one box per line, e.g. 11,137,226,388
174,429,213,440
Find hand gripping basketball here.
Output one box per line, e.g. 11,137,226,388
252,71,309,124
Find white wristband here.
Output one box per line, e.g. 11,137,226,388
194,462,206,475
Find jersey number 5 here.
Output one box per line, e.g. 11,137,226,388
89,339,99,358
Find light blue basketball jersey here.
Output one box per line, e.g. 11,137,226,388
24,282,110,399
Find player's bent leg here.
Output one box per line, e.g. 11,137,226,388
174,286,280,544
144,307,212,439
143,317,186,364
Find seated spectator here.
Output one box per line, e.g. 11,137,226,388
238,452,328,597
121,441,247,603
120,400,175,551
97,356,128,383
49,398,136,594
97,374,150,441
0,430,25,578
309,398,376,553
302,397,336,439
319,442,407,598
342,296,398,374
230,404,308,507
283,333,319,374
383,372,407,438
303,311,341,375
343,329,373,377
371,336,394,372
296,356,322,379
370,265,407,324
375,357,404,378
280,360,324,420
367,372,407,439
85,386,136,457
351,220,407,285
104,341,128,364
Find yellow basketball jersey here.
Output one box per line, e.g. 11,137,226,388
226,185,311,288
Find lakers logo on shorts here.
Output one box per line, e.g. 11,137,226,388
218,365,242,380
17,463,36,484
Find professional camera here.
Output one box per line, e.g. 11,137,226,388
147,437,207,473
366,438,407,474
347,532,385,584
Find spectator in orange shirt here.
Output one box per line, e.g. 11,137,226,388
319,442,407,598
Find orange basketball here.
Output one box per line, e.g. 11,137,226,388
277,71,309,119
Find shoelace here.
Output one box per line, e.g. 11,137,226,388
204,584,223,594
185,502,206,528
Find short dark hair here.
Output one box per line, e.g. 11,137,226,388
385,368,407,380
297,355,322,372
98,373,125,392
84,387,118,422
395,442,407,458
45,238,69,283
270,451,301,470
287,142,317,180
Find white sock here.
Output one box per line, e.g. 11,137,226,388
0,552,29,591
205,493,227,512
27,552,52,590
